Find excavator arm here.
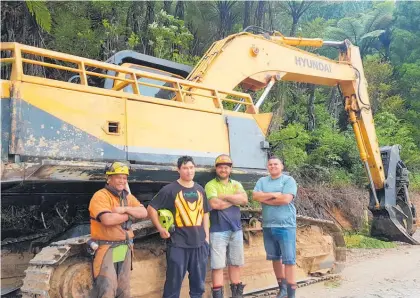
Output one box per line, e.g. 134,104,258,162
186,30,417,244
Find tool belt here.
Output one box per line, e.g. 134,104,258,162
95,239,133,246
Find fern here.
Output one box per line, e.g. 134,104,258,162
337,17,363,44
25,0,52,33
361,29,386,41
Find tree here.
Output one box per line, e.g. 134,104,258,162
147,10,196,64
254,1,265,27
175,1,185,20
243,1,253,29
1,0,51,44
210,1,239,39
326,2,394,58
163,1,172,14
280,1,315,36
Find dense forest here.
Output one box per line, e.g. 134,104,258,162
2,1,420,189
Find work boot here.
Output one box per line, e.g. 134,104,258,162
276,279,287,298
231,282,245,298
287,284,296,298
212,287,223,298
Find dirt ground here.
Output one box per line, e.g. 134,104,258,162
297,231,420,298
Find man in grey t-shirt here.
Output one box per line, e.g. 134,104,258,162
252,156,298,298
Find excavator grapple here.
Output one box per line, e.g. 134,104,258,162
370,146,418,244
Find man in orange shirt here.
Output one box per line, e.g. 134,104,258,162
89,161,148,298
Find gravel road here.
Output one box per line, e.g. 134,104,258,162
297,231,420,298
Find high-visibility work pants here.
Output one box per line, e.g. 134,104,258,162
90,246,132,298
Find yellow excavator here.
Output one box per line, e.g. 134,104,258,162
0,26,417,297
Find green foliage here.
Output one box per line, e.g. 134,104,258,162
148,10,197,65
127,32,140,50
308,106,359,169
410,173,420,191
374,112,420,170
269,123,310,170
363,55,394,112
50,3,102,58
25,0,51,33
326,2,394,57
344,233,397,249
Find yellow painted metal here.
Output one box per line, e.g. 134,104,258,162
126,100,230,154
252,113,274,136
18,82,127,149
339,45,385,189
1,42,256,115
1,42,263,158
10,44,22,81
0,35,387,188
186,32,385,190
22,74,223,115
188,32,355,91
1,81,11,97
21,58,82,73
0,57,15,63
78,61,88,86
271,34,324,48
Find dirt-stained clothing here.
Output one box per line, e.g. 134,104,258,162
89,185,143,298
89,247,132,298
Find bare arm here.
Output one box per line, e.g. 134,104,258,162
112,206,148,219
124,206,148,219
252,191,277,202
100,213,129,226
209,197,233,210
203,212,210,243
263,193,294,206
147,205,170,239
220,192,248,206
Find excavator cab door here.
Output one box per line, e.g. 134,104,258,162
225,115,269,169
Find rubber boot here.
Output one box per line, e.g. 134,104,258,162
287,284,296,298
230,284,237,298
230,282,245,298
276,279,287,298
212,287,223,298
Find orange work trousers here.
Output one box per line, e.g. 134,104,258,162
90,245,132,298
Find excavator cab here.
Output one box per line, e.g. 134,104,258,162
103,49,192,98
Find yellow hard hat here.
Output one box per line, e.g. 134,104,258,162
158,209,175,232
105,162,129,176
215,154,233,167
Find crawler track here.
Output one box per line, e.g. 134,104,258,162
245,274,340,297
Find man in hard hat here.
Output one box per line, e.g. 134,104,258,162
205,154,248,298
89,161,148,298
147,156,211,298
252,156,298,298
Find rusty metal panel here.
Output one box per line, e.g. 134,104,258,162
9,98,125,161
1,98,11,161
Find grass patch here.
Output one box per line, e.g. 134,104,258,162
324,279,341,288
344,233,397,249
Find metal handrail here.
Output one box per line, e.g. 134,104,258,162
0,42,256,113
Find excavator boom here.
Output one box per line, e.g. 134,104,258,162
185,30,417,245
